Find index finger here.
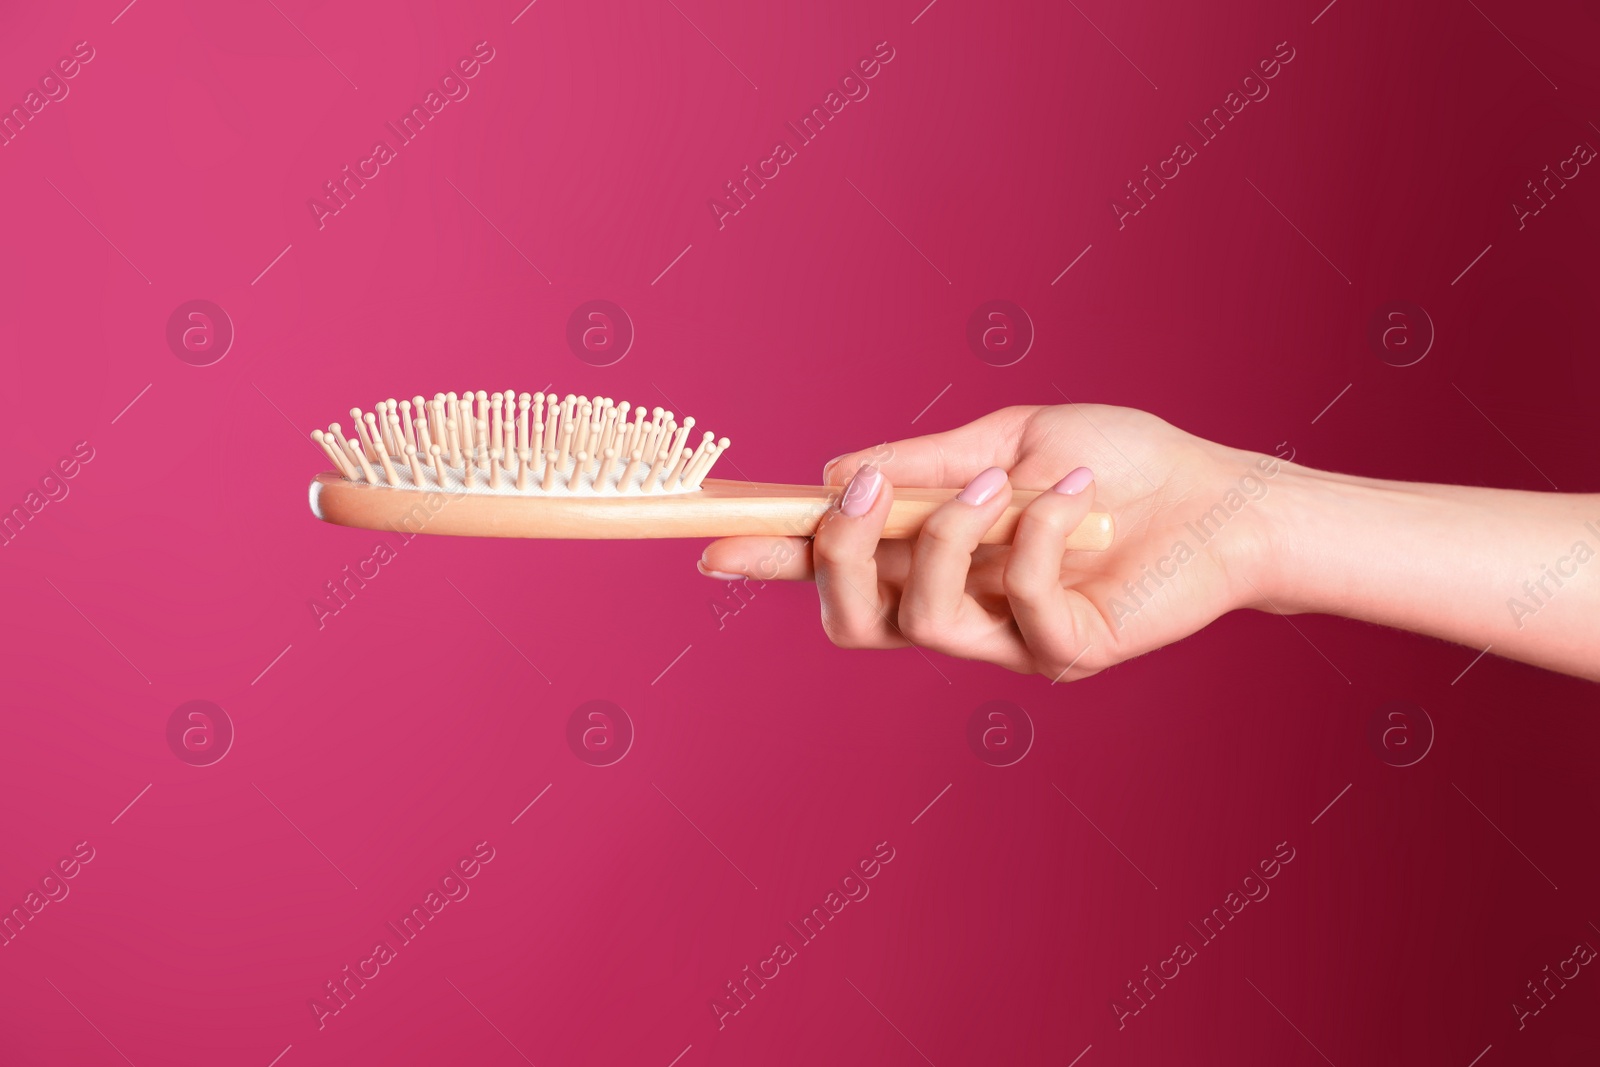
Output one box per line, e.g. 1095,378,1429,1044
821,406,1038,488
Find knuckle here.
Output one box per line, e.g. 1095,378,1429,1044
812,536,853,569
1022,500,1074,538
917,515,968,552
820,611,866,649
1001,563,1037,602
896,606,944,647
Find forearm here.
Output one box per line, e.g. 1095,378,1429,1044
1245,462,1600,681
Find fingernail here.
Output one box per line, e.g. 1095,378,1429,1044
840,463,883,517
822,453,850,480
696,560,744,581
956,466,1007,506
1052,466,1094,495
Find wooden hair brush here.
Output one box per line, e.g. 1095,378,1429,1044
307,390,1114,548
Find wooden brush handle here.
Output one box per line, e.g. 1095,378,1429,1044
310,475,1114,548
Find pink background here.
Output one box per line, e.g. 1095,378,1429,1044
2,0,1598,1064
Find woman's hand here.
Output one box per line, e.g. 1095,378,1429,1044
698,404,1285,680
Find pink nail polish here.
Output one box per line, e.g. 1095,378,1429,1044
1053,466,1094,495
697,561,744,580
840,464,883,517
956,466,1007,506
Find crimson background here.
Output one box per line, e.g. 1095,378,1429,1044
1,0,1597,1064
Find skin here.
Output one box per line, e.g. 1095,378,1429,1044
699,404,1600,683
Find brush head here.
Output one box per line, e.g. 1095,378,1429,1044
311,390,730,496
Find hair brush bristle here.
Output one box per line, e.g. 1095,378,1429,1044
311,391,730,496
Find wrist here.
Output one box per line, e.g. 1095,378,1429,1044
1177,441,1309,616
1232,461,1342,615
1238,461,1446,617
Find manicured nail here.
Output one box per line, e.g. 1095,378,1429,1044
1052,466,1094,495
840,464,883,517
822,453,850,480
956,466,1007,506
696,560,744,581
